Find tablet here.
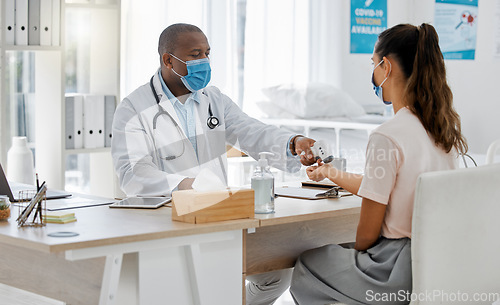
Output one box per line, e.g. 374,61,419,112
109,197,171,209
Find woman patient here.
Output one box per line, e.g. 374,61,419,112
289,23,468,305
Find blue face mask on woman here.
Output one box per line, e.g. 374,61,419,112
371,59,392,105
170,53,212,92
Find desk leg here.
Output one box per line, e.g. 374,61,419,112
99,254,123,305
138,230,243,305
185,243,204,305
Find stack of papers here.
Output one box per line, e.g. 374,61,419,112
43,211,77,224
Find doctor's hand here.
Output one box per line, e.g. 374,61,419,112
306,162,334,182
292,136,316,166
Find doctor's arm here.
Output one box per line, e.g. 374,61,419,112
222,95,315,170
111,99,189,196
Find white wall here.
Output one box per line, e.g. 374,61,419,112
336,0,500,154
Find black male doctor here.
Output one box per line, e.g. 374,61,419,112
111,23,316,304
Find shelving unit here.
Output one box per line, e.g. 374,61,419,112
0,0,120,197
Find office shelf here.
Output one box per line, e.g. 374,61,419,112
3,46,63,52
64,147,111,155
0,0,120,197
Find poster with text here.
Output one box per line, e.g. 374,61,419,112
434,0,478,60
350,0,387,54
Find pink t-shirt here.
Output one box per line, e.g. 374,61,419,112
357,107,458,239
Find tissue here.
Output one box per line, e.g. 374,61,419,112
192,168,226,192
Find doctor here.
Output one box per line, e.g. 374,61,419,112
112,23,316,304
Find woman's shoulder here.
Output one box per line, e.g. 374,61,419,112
373,108,424,138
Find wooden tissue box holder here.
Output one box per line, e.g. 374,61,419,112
171,188,254,224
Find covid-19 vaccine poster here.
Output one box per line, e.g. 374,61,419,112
350,0,387,54
434,0,478,60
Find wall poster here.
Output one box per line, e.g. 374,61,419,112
434,0,479,60
350,0,387,54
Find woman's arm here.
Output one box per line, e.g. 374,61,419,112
307,164,387,251
354,198,386,251
306,163,363,195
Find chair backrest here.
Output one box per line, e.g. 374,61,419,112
486,139,500,164
411,164,500,304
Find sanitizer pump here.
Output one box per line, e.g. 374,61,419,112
251,152,275,214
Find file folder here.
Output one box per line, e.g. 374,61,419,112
65,96,75,149
5,0,15,45
39,0,52,46
74,95,84,149
28,0,41,45
51,0,60,46
104,95,116,147
65,94,84,149
15,0,29,45
83,95,105,149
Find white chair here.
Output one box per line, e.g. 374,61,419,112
411,164,500,304
486,139,500,164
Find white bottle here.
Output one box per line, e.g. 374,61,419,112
7,137,35,185
251,152,275,214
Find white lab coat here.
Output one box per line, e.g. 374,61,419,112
112,70,300,196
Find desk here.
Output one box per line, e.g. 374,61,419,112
247,194,361,276
0,201,259,305
0,194,361,305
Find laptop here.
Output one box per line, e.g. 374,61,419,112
0,163,72,202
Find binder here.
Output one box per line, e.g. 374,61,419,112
5,0,15,45
74,95,84,149
15,0,29,45
83,95,105,149
39,0,52,46
65,95,84,149
104,95,116,147
51,0,60,46
65,96,76,149
28,0,41,45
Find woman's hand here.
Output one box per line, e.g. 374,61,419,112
306,163,334,182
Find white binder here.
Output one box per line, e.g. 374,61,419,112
74,95,84,149
104,95,116,147
51,0,60,46
28,0,41,45
65,96,76,149
65,94,84,149
15,0,29,46
83,95,106,149
39,0,52,46
5,0,15,45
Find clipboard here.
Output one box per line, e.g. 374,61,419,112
301,180,339,189
275,186,352,200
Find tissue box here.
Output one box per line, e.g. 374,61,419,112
171,188,254,224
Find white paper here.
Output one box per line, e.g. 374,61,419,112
192,168,226,192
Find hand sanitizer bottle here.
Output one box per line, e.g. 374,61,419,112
251,152,275,214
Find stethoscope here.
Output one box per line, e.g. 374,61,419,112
149,75,228,185
149,75,220,161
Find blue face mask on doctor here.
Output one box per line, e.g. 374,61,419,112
372,59,392,105
170,53,212,92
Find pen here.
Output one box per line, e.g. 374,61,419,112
36,173,40,192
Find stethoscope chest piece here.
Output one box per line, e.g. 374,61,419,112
207,103,219,129
207,116,219,129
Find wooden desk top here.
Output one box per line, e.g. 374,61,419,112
255,185,362,227
0,184,360,254
0,203,259,254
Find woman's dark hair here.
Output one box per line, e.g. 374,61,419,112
375,23,467,154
